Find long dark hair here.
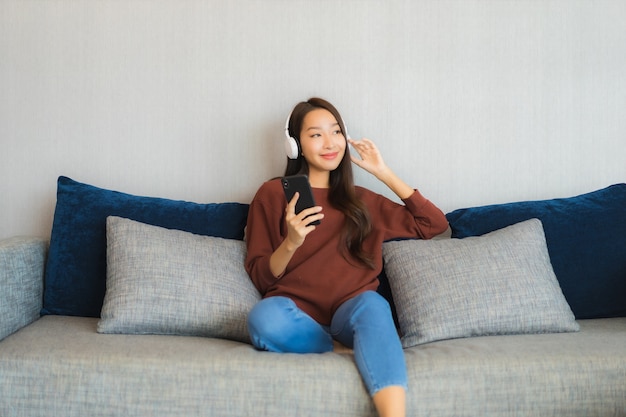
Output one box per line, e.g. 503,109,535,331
284,98,375,269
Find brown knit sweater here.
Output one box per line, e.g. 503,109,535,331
244,178,448,325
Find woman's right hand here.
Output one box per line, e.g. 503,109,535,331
268,192,324,278
284,192,324,251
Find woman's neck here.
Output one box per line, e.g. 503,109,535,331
308,171,330,188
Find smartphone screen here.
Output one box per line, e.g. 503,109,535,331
281,175,321,225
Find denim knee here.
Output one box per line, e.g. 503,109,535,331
333,291,393,333
247,297,332,354
351,291,392,321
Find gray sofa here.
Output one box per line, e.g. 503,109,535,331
1,178,625,416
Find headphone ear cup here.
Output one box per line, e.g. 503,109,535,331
284,136,299,159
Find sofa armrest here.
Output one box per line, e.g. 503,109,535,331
0,236,47,341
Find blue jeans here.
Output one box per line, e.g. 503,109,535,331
247,291,408,396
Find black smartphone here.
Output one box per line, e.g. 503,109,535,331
281,175,321,225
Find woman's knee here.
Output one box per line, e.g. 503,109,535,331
247,297,292,342
348,291,393,321
247,297,332,353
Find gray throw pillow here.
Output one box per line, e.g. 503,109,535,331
383,219,579,347
98,216,260,343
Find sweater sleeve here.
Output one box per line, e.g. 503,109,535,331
244,181,285,295
366,188,448,241
401,189,449,239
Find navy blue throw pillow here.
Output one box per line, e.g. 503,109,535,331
446,184,626,319
43,176,249,318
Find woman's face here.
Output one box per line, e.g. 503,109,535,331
298,108,346,183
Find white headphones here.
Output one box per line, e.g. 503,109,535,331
283,112,300,160
283,109,350,160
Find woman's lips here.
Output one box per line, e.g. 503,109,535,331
321,152,339,160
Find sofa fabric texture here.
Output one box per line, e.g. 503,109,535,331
383,219,579,347
0,237,47,342
1,315,625,417
446,183,626,319
42,176,249,318
2,181,626,416
98,217,260,343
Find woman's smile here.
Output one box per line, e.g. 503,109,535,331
321,152,339,160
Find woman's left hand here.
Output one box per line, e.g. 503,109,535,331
348,138,389,178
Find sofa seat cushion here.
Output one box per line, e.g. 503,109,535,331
1,316,625,417
0,316,373,417
404,318,626,416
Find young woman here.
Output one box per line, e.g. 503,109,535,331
244,98,448,417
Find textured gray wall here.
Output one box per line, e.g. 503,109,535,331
1,0,625,238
